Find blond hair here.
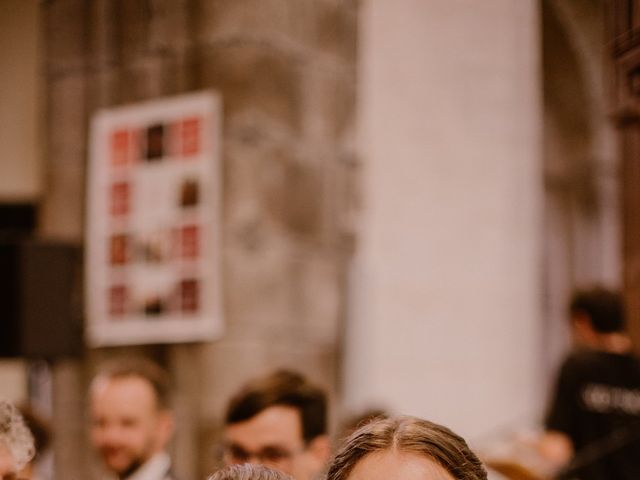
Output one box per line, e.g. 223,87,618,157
327,416,487,480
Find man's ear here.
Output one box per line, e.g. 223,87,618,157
308,434,331,463
156,410,175,450
572,313,597,343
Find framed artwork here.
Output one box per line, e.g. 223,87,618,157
86,91,223,346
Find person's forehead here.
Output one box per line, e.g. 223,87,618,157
225,405,304,448
348,450,454,480
91,375,158,411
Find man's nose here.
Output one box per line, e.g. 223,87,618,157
97,424,125,444
230,454,260,464
245,454,264,464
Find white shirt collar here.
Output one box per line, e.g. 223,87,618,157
124,451,171,480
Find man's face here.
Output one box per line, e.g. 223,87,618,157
90,375,172,478
223,405,328,480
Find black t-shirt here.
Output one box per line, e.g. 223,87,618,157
545,349,640,480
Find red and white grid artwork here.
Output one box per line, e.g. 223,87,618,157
86,92,223,346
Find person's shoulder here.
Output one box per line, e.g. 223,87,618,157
557,349,610,376
560,349,596,368
608,350,640,372
561,349,640,373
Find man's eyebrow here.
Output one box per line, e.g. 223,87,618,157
261,445,290,451
224,442,289,450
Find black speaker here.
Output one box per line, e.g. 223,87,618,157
0,239,83,358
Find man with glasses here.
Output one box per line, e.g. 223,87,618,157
222,370,330,480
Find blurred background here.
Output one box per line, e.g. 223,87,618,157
0,0,638,478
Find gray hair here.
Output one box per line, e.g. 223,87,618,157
327,415,487,480
208,464,293,480
0,400,35,471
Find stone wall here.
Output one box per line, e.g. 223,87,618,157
41,1,358,479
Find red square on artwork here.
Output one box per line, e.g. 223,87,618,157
109,285,128,317
109,234,129,265
182,117,201,157
181,224,199,258
111,129,130,166
180,278,199,313
110,182,130,216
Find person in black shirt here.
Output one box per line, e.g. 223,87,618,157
541,287,640,480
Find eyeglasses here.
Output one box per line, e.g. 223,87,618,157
223,443,305,466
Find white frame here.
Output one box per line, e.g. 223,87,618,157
86,91,223,346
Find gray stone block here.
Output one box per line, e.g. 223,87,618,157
196,0,356,64
198,43,303,133
119,56,178,101
87,0,119,68
310,0,357,63
86,68,122,110
44,0,89,73
40,160,85,240
195,0,297,46
301,64,356,142
47,74,87,154
290,253,342,345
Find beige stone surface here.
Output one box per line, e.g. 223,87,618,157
41,0,356,478
198,43,304,133
0,0,42,201
44,0,88,73
41,74,87,240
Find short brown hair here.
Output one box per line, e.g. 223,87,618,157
93,356,172,409
326,416,487,480
569,287,624,333
225,370,327,443
208,464,293,480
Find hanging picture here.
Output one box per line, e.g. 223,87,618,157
86,91,223,346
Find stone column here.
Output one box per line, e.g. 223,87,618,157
41,1,357,478
345,0,543,440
